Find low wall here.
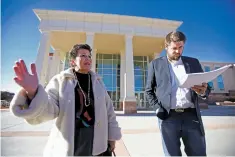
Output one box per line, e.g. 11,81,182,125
206,92,235,104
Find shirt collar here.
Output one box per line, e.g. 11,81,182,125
168,57,183,67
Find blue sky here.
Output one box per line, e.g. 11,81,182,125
1,0,235,92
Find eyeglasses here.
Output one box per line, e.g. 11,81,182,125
78,54,92,59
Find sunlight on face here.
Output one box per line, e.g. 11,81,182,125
72,49,92,72
166,41,184,61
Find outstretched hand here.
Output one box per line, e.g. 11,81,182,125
13,59,39,99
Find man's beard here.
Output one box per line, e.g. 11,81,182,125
167,54,181,61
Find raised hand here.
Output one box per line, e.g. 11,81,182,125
13,59,39,99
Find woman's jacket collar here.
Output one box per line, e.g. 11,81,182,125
60,68,101,81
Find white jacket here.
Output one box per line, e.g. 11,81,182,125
10,68,122,156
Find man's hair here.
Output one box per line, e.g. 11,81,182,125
165,31,186,47
69,44,92,59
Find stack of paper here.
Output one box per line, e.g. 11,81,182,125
179,64,234,88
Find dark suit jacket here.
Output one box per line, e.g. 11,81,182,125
145,56,211,135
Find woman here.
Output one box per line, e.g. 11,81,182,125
10,44,122,156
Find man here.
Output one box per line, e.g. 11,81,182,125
145,31,211,156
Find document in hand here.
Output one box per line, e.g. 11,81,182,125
179,64,234,88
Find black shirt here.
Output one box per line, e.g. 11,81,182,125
74,71,95,128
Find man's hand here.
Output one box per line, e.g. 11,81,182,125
108,141,116,152
191,82,208,95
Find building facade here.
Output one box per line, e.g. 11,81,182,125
200,62,235,105
35,9,235,113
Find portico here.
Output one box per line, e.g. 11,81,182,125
33,9,182,113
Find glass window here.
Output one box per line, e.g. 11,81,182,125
133,56,148,92
97,60,102,68
103,75,112,87
144,56,147,61
145,64,148,71
208,82,214,90
112,69,117,75
103,54,112,59
135,75,144,88
134,56,143,61
217,75,223,82
103,69,113,75
217,75,224,90
116,90,120,100
97,69,102,74
135,87,143,91
134,69,144,75
113,60,120,66
204,66,214,90
103,59,113,68
96,53,121,108
117,69,120,75
111,91,117,100
215,67,225,90
204,66,210,72
218,82,225,90
63,52,70,70
117,77,120,87
145,70,148,77
134,61,144,70
113,75,117,87
113,54,120,60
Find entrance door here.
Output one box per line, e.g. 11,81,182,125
135,92,146,109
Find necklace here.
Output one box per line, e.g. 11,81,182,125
73,70,91,107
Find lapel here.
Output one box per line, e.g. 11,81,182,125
162,56,172,85
181,56,191,74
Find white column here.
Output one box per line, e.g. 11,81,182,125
48,50,61,81
120,51,126,101
56,56,62,74
60,60,65,72
35,31,50,86
45,53,53,84
124,35,136,101
86,33,95,72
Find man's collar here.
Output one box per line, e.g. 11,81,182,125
167,56,183,66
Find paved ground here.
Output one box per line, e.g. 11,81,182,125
1,105,235,156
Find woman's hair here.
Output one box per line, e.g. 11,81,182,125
69,44,92,59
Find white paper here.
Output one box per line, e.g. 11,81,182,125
179,64,234,88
